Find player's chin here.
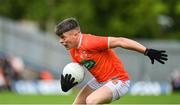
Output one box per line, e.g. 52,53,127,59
65,47,70,50
64,46,71,50
64,46,70,50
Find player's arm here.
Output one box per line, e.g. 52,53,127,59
109,37,146,54
109,37,168,64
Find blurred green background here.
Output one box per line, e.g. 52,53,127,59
0,0,179,38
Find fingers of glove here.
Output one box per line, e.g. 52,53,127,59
61,75,66,86
61,77,68,88
72,82,78,86
70,77,78,87
159,50,166,53
70,77,75,84
67,74,72,82
160,52,168,60
152,60,154,64
64,74,68,78
61,74,65,81
64,74,69,82
156,59,165,64
150,58,154,64
161,53,168,57
160,56,168,61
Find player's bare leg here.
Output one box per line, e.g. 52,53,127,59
86,85,112,104
73,85,94,105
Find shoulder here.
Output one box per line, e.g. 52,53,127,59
82,33,107,41
82,33,94,38
81,33,109,51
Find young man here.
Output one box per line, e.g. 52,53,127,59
55,18,168,104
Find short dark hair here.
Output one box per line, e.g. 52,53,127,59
55,17,80,36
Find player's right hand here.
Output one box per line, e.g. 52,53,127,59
144,48,168,64
60,74,78,92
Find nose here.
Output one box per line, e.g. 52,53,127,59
59,38,64,44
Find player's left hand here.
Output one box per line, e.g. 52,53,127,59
60,74,78,92
144,48,168,64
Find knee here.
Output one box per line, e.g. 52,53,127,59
86,96,98,104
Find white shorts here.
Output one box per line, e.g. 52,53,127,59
87,78,130,101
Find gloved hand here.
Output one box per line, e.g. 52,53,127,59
80,60,96,70
144,48,168,64
60,74,78,92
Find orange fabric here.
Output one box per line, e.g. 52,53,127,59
70,34,129,82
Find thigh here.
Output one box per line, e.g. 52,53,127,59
86,80,130,104
86,85,113,104
73,84,94,104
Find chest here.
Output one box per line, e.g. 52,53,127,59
74,49,94,61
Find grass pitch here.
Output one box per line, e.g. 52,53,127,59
0,91,180,104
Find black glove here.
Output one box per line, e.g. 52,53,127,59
80,60,96,70
144,48,168,64
60,74,78,92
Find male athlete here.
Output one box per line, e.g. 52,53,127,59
55,18,168,104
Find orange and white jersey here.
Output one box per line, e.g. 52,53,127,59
70,34,129,82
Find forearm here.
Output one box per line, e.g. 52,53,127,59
109,37,168,64
120,37,146,54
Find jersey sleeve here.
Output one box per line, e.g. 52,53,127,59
86,35,109,51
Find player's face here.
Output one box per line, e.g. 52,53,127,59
59,29,80,50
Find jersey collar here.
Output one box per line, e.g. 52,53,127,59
77,32,83,49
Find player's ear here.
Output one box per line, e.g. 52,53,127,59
74,32,80,39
